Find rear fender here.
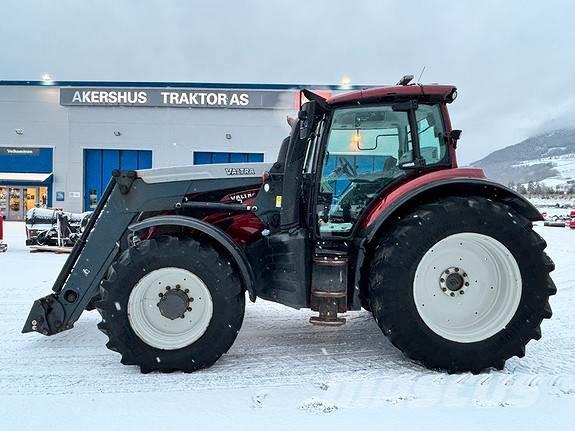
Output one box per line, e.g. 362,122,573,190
351,171,542,310
129,215,257,301
360,169,542,241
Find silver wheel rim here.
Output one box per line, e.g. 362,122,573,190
413,232,522,343
127,267,213,350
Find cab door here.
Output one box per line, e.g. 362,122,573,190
250,100,326,308
313,103,450,237
314,105,413,237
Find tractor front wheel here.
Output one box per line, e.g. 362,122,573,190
368,196,556,373
97,236,245,373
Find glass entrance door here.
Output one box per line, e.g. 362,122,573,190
8,187,24,221
0,187,7,219
0,186,47,220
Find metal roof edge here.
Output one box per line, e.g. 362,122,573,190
0,80,376,91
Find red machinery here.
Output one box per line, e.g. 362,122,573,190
570,210,575,229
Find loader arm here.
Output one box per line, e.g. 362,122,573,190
22,165,266,336
22,172,181,335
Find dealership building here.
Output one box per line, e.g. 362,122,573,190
0,81,352,220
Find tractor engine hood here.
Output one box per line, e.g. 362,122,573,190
137,162,273,184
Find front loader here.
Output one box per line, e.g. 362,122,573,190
23,78,556,373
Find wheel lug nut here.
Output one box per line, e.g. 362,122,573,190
187,307,192,312
454,268,459,272
450,292,455,297
158,293,163,297
189,297,194,302
166,286,171,290
442,288,447,292
459,291,464,295
184,289,189,293
180,315,185,319
465,282,469,286
463,273,467,277
440,278,445,282
175,285,180,290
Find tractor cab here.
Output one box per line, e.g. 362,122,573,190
252,80,460,323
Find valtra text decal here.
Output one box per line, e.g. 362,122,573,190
224,167,257,176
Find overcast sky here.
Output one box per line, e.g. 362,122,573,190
1,0,574,163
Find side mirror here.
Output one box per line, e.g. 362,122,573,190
450,129,462,149
298,101,317,140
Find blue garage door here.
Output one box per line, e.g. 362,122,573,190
84,149,152,210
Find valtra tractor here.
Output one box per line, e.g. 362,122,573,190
23,77,556,373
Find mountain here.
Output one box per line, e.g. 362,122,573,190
472,129,575,191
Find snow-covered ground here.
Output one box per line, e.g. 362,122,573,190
1,221,574,430
515,153,575,190
530,197,574,220
529,196,575,208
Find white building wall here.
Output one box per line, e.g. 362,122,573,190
0,85,300,213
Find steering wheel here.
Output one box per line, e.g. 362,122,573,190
338,157,357,178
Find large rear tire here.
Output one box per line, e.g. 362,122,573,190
97,236,245,373
368,196,556,373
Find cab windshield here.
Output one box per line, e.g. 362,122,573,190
317,104,447,235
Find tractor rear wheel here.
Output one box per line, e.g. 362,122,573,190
368,196,556,373
97,236,245,373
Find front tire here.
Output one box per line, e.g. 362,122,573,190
97,236,245,373
368,196,556,373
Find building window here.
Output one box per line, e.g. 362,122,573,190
193,152,264,165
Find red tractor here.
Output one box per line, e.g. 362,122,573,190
23,76,556,373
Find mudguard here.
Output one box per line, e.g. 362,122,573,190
350,169,543,310
129,215,257,301
359,169,543,241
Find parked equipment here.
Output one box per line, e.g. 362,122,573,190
544,221,568,228
23,79,556,374
25,208,92,247
570,210,575,229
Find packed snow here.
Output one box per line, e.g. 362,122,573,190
1,220,574,430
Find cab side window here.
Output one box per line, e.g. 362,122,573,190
416,105,448,165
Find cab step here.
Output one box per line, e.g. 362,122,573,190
310,250,348,326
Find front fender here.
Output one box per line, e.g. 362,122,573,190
129,215,257,301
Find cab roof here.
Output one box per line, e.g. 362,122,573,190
327,84,457,105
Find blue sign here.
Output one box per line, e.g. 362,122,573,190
56,191,65,201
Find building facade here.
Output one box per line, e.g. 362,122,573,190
0,81,347,220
